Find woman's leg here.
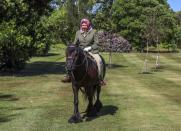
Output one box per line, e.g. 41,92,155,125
61,69,71,83
88,53,104,82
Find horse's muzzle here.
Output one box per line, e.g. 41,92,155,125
66,61,75,71
67,66,75,72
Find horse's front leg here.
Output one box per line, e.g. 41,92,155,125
68,84,82,123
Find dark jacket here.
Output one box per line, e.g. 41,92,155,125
74,29,99,54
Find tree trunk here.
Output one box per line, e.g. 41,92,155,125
109,50,112,68
155,36,160,69
142,40,149,73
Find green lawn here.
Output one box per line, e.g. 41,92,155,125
0,51,181,131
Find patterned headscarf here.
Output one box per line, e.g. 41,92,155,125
80,18,92,33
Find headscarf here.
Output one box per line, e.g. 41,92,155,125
80,18,92,33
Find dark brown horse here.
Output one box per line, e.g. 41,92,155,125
66,44,106,123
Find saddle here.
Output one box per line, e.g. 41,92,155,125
84,51,97,64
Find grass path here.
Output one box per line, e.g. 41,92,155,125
0,51,181,131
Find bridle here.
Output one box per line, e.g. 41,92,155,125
67,46,88,84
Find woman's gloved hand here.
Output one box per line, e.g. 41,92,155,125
84,46,92,51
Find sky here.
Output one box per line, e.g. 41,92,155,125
167,0,181,11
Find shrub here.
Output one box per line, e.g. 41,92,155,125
98,31,132,52
0,21,32,71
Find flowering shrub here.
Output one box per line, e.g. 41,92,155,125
98,31,132,52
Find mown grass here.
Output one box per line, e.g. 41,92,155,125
0,50,181,131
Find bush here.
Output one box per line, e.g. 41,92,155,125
98,31,132,52
0,22,32,71
160,42,177,52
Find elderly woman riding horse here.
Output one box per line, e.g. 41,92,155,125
63,19,106,123
62,18,106,86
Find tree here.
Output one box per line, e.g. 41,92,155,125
0,21,31,70
175,11,181,48
44,0,95,44
175,11,181,25
111,0,176,51
92,0,115,68
92,0,115,31
0,0,52,70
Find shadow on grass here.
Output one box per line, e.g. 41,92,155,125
0,93,19,101
0,62,126,77
143,50,180,53
0,114,20,123
34,53,61,57
106,64,128,69
84,105,118,122
139,72,153,74
0,61,66,77
150,65,166,72
0,93,21,123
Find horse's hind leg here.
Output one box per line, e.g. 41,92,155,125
94,85,103,112
85,87,97,117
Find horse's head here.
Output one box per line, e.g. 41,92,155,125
66,44,82,71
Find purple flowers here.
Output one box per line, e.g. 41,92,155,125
98,31,132,52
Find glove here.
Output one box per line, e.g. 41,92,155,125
84,46,92,51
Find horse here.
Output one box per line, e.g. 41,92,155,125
66,44,106,123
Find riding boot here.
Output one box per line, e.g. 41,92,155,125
100,79,106,86
99,75,106,86
61,74,71,83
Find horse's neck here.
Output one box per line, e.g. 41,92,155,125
73,52,87,78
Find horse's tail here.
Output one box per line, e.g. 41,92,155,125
81,85,97,100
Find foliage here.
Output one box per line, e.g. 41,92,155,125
175,11,181,48
0,0,52,70
0,0,180,70
0,21,32,70
98,31,131,52
92,0,115,31
111,0,176,51
175,11,181,25
36,0,96,48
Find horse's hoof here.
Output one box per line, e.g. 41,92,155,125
86,107,97,117
94,100,103,112
68,115,83,124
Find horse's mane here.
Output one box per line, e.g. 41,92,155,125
67,44,94,60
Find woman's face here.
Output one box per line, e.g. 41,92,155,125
81,23,88,31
